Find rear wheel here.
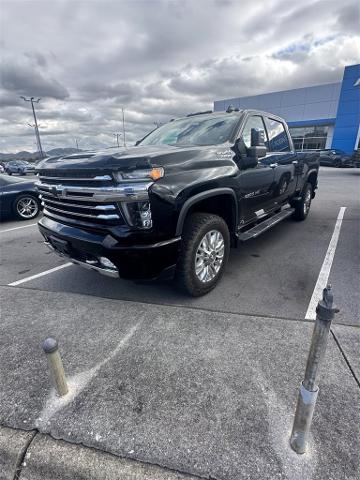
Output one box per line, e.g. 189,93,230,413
292,183,312,221
13,194,40,220
175,213,230,296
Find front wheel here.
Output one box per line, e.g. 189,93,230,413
292,183,312,221
13,194,40,220
175,213,230,296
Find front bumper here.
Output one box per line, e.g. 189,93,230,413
38,216,181,280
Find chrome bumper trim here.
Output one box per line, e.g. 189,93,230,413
44,241,119,278
70,259,119,278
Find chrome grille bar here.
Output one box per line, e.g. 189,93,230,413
37,182,152,202
43,206,120,220
39,195,116,211
39,175,113,182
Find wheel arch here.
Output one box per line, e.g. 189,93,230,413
307,169,318,197
175,188,238,237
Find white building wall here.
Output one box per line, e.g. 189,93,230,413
325,125,334,149
214,82,342,122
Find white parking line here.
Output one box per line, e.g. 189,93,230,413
0,223,38,233
8,263,73,286
305,207,347,320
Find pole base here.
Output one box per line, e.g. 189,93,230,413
290,383,318,454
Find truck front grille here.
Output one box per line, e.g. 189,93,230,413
37,171,152,229
37,172,124,227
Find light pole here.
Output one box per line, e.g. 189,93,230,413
121,108,126,147
20,96,45,158
113,133,122,147
27,123,42,154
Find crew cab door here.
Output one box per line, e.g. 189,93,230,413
262,117,297,206
236,115,275,223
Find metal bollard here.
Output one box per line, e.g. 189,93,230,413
42,337,69,396
290,285,338,454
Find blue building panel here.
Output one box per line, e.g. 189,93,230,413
332,64,360,153
214,64,359,153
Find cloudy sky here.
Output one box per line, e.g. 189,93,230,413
0,0,359,153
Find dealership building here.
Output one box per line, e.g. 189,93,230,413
214,64,360,154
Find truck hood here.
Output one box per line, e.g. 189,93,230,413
36,144,226,173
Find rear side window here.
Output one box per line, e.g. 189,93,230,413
265,118,290,152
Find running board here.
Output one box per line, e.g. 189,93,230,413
236,208,294,241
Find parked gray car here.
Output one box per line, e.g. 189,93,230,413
5,160,36,175
319,149,353,168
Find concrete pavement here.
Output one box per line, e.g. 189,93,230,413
0,286,359,480
0,167,359,479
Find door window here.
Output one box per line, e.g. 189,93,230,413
265,118,290,152
240,116,268,153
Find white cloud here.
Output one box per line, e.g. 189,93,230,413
0,0,359,152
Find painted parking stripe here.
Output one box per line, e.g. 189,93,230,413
0,223,38,233
305,207,346,320
8,263,73,286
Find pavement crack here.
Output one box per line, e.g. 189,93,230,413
12,430,37,480
331,329,360,389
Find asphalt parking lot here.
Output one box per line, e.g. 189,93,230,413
0,167,359,479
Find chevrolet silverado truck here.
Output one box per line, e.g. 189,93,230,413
36,109,319,296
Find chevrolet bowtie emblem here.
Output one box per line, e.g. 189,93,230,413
51,185,63,197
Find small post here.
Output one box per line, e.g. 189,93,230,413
42,338,68,396
290,285,338,454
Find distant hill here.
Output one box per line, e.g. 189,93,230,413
0,148,82,162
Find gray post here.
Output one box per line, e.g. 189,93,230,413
290,285,338,454
42,338,69,396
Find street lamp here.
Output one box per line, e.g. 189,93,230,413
20,96,45,158
121,108,126,147
113,132,122,147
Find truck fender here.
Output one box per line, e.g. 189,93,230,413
175,187,238,236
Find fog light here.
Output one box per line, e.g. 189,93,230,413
121,201,152,229
99,257,117,269
139,202,152,228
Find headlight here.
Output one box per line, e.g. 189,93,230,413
121,201,152,229
114,167,164,182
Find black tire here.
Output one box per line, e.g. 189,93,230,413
175,213,230,296
13,194,40,220
292,183,312,221
7,170,12,175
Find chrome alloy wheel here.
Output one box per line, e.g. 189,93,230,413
195,229,225,283
303,189,311,215
16,197,39,219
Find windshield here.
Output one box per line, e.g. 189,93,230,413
139,114,239,147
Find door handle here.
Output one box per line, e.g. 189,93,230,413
270,163,278,168
292,160,298,165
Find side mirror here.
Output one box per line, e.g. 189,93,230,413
251,128,265,147
247,128,267,159
135,140,141,146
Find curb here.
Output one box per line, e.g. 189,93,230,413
0,426,35,480
0,426,200,480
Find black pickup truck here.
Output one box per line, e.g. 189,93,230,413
36,109,319,296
